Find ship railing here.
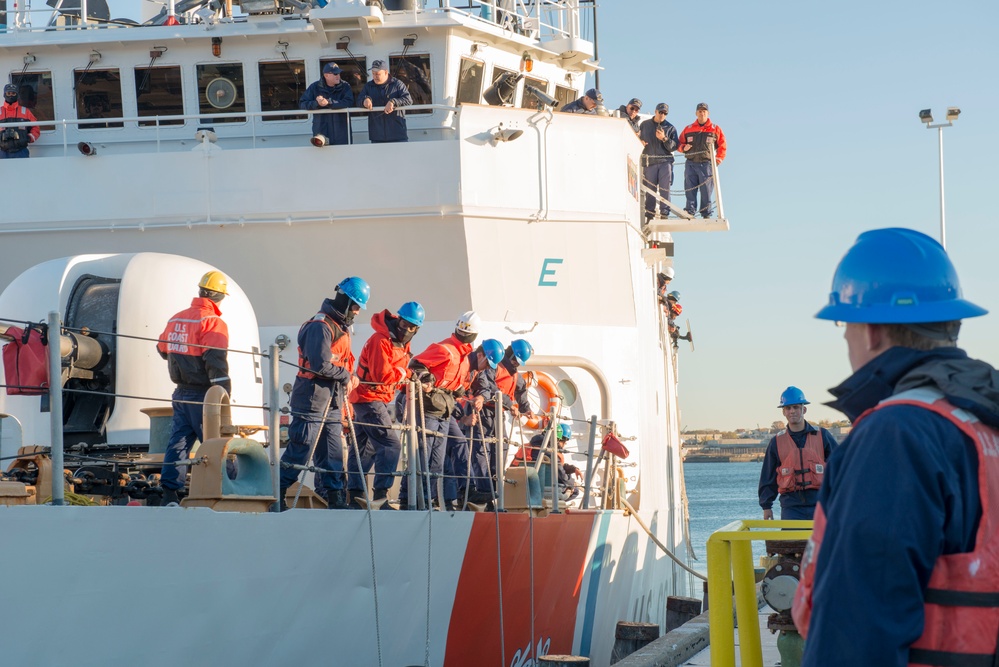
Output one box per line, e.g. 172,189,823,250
429,0,585,42
641,142,729,232
706,519,813,667
0,103,461,156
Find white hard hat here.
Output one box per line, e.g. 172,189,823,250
663,266,675,279
455,310,481,335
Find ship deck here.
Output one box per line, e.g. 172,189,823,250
681,609,781,666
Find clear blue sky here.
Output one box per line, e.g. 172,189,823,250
597,0,999,430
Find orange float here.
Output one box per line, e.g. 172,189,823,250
523,370,560,429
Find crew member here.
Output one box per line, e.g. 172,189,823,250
791,228,997,666
617,97,642,135
346,301,423,508
399,311,478,508
447,337,504,507
639,103,678,221
279,277,369,510
156,271,231,505
360,59,413,143
514,422,582,501
560,88,601,114
300,62,354,146
657,267,675,304
758,386,837,520
678,102,726,218
1,83,39,159
469,338,534,497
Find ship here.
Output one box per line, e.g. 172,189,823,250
0,2,728,665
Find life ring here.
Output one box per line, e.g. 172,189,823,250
523,370,560,429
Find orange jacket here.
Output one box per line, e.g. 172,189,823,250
1,101,40,143
679,118,725,164
351,310,410,404
412,335,471,392
156,297,230,394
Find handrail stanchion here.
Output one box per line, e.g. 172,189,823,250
47,310,65,506
495,389,505,511
706,530,735,665
268,344,282,511
732,539,762,664
548,404,560,512
407,380,417,511
581,414,596,509
710,142,725,220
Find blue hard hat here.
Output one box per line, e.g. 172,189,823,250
510,339,534,366
816,228,986,324
481,339,504,369
397,301,425,327
778,386,809,408
558,423,572,440
667,290,680,301
337,276,370,310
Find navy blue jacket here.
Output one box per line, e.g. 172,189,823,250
299,79,354,145
559,98,594,114
360,77,412,143
638,118,678,163
802,346,993,667
289,299,352,416
758,422,837,515
471,362,530,434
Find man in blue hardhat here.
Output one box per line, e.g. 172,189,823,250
279,277,370,510
559,88,602,114
346,300,424,509
791,228,999,666
758,386,838,521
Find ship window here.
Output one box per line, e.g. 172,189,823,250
134,66,184,127
389,54,432,115
74,68,124,129
321,58,367,100
9,72,54,129
196,63,245,123
521,76,548,110
455,57,484,105
554,85,575,110
259,61,308,121
491,66,518,105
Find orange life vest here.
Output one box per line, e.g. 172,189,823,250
296,313,353,380
775,429,825,494
495,365,518,400
792,389,999,666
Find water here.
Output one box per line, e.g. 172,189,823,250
683,461,767,574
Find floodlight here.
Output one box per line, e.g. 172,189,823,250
77,142,97,156
483,71,521,106
918,109,933,124
946,107,961,121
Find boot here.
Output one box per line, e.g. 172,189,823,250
372,488,397,510
160,488,180,506
327,488,348,510
346,488,363,509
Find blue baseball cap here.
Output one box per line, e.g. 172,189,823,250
323,63,341,75
585,88,602,102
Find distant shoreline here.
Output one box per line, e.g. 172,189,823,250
683,453,764,463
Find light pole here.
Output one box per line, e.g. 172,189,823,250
918,107,960,248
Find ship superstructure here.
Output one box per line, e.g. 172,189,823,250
0,2,720,665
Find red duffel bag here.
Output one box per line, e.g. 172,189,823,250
2,324,49,396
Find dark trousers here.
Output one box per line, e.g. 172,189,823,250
347,400,402,492
0,148,29,159
643,161,673,218
684,161,714,218
398,415,446,504
443,416,470,502
279,407,345,496
161,387,208,491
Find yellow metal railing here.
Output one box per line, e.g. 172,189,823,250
706,519,813,666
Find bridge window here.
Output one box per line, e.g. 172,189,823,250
75,69,124,129
321,58,367,100
555,85,575,110
196,63,245,123
455,57,484,105
259,60,307,121
389,54,432,115
521,76,548,110
8,72,54,130
134,66,184,127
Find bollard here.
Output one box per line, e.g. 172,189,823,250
539,656,589,666
665,595,703,633
610,622,660,664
